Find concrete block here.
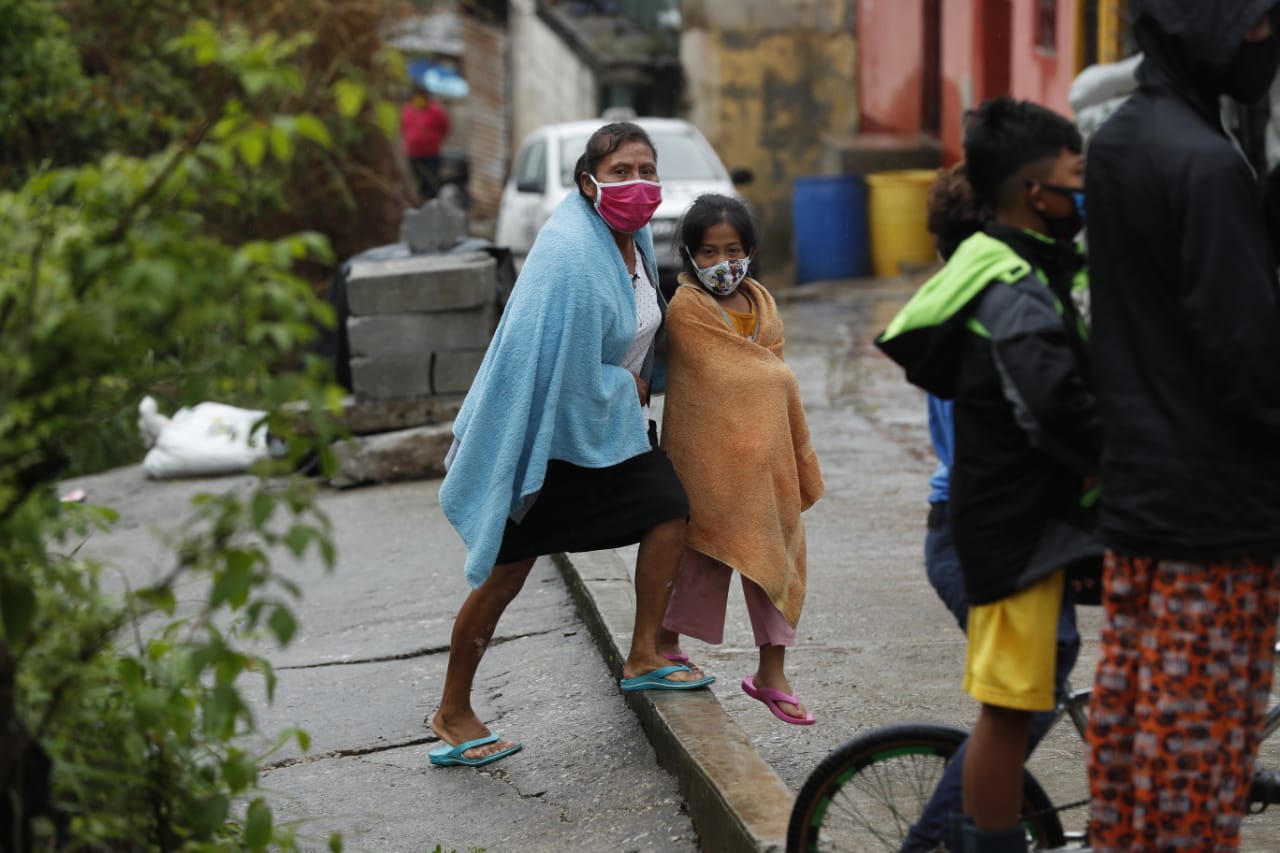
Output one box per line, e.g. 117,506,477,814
350,357,432,401
349,348,489,401
430,349,488,395
346,307,494,360
346,252,496,315
328,423,455,488
282,395,463,436
339,395,463,435
400,198,467,253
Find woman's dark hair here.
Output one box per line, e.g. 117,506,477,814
927,163,991,261
676,193,759,276
574,121,657,199
962,96,1082,212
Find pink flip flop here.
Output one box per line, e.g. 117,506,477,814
742,675,816,726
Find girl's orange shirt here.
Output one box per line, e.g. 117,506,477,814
724,304,756,338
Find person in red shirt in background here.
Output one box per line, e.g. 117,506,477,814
401,85,450,201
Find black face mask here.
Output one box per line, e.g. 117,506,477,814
1041,210,1085,242
1032,182,1086,242
1222,34,1280,103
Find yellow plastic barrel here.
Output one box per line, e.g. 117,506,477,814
865,169,940,278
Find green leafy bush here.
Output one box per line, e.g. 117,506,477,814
0,4,405,849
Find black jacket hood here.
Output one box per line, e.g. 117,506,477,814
1135,0,1277,72
1135,0,1279,114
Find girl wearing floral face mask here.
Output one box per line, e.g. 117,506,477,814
659,193,826,726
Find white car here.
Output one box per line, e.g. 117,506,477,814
494,116,752,291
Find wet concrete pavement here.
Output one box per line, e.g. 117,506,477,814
63,469,700,853
60,274,1280,852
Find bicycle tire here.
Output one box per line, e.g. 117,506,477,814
787,722,1067,853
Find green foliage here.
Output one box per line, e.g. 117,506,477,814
0,0,87,185
2,0,412,269
0,2,406,849
16,483,337,850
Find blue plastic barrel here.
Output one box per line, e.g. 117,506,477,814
792,174,870,283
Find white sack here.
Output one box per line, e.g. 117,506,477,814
138,395,270,479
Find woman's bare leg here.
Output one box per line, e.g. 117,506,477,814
625,517,698,681
431,557,536,759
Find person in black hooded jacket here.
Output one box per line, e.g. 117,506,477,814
1084,2,1280,851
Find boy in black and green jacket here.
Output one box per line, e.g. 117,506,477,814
876,97,1101,853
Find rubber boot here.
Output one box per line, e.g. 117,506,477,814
954,820,1027,853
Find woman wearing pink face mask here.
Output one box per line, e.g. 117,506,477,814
430,123,712,770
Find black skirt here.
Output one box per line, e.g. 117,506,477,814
495,422,689,564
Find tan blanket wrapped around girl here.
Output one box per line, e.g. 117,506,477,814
661,276,825,627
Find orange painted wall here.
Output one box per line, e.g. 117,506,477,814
855,0,925,134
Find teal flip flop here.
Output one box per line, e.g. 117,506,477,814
620,663,716,693
428,732,523,768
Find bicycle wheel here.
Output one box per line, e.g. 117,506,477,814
787,722,1067,853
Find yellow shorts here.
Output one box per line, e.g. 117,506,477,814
963,570,1065,712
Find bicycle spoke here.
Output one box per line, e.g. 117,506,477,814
808,750,949,851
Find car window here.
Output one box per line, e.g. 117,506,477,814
558,128,726,185
514,138,547,193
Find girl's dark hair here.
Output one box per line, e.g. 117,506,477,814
926,163,991,261
676,193,759,276
574,122,657,199
963,96,1082,212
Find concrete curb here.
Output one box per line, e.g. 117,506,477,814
553,550,792,853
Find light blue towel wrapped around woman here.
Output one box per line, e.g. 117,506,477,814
441,191,659,587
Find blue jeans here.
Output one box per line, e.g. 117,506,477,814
901,501,1081,853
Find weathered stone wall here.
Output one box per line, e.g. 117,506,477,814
509,0,599,148
461,11,509,222
680,0,858,284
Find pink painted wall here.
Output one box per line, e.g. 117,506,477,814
855,0,925,134
1008,0,1076,116
938,0,977,164
856,0,1079,165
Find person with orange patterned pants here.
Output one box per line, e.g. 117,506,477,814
1083,2,1280,850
